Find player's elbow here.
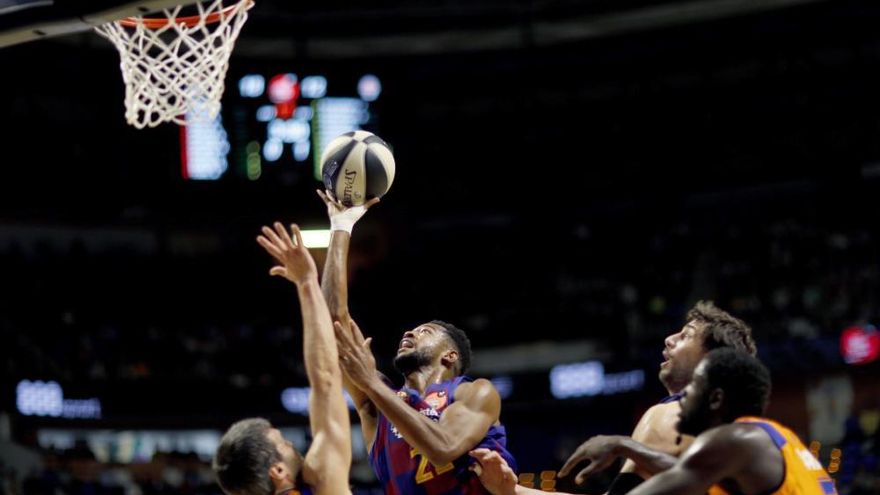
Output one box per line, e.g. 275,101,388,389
424,449,457,467
304,428,352,485
355,399,376,419
328,307,350,326
325,300,346,316
308,368,342,393
425,441,468,466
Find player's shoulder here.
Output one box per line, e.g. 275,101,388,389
454,377,495,393
693,422,771,454
644,399,681,417
636,400,681,429
631,400,686,449
452,377,500,402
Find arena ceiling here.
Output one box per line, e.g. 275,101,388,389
1,0,832,56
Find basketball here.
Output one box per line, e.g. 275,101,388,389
320,130,396,206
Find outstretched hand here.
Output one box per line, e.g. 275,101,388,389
256,222,318,286
334,319,378,390
558,435,624,485
317,189,379,233
469,448,518,495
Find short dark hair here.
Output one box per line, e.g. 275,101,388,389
213,418,279,495
687,301,757,356
430,320,472,375
703,348,771,422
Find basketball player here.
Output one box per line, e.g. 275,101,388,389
472,348,838,495
317,189,517,494
467,302,755,495
213,222,352,495
558,301,756,493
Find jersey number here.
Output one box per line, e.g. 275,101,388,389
410,448,454,484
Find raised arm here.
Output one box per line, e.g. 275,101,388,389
336,320,501,467
257,222,351,495
316,190,380,449
318,189,359,323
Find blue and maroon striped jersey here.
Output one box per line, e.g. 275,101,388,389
369,376,517,495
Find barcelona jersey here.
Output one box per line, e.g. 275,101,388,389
369,376,518,495
709,417,837,495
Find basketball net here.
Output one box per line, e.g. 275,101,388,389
95,0,253,128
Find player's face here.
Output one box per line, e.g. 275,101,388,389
676,361,713,436
396,322,448,356
393,322,448,374
265,428,301,480
659,320,707,393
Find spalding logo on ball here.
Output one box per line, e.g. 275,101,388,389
320,130,396,206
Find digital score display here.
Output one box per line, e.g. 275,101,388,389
181,72,382,182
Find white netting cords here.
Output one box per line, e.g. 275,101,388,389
95,0,253,128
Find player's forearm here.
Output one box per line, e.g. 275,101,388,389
320,229,376,434
625,467,707,495
362,378,456,465
298,278,341,389
342,372,373,416
616,438,679,476
320,230,351,320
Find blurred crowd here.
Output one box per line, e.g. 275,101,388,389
3,211,877,386
2,204,879,494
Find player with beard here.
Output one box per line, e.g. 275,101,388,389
472,348,837,495
466,302,756,495
317,190,517,494
620,347,836,495
558,301,756,494
213,223,352,495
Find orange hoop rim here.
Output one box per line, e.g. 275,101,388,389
118,0,253,29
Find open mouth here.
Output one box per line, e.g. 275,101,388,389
398,338,415,353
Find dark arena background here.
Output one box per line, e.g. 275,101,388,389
1,0,880,493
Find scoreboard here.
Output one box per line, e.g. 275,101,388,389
182,72,382,182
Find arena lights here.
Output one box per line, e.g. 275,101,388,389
357,75,382,102
264,118,311,166
238,74,265,98
268,73,299,104
270,118,310,144
263,138,284,162
38,429,222,463
182,112,230,180
299,229,331,248
294,106,313,121
293,141,310,162
549,361,645,399
840,325,880,365
312,97,371,179
280,387,309,414
300,76,328,99
256,105,276,122
280,387,356,414
16,380,102,419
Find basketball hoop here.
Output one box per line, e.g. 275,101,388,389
95,0,254,128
